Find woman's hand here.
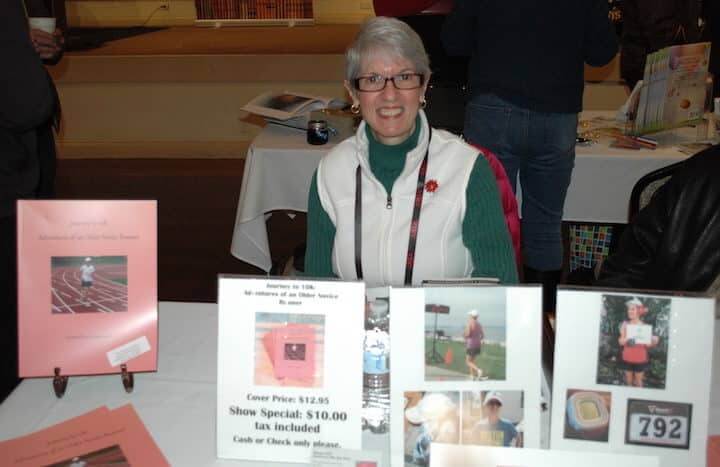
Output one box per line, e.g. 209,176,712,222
30,28,63,61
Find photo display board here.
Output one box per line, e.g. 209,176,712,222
17,200,158,377
389,286,543,467
216,276,365,463
551,288,716,466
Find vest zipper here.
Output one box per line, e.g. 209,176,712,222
386,195,392,209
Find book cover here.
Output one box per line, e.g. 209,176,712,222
0,405,169,466
0,407,112,465
109,405,170,466
709,435,720,467
242,91,346,122
216,276,365,463
633,42,712,135
17,200,158,377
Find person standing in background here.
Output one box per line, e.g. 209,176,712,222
0,0,56,402
701,0,719,98
441,0,618,313
25,0,64,198
620,0,702,92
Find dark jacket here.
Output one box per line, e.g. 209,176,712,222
597,145,720,292
620,0,703,89
0,1,57,218
441,0,618,113
702,0,720,97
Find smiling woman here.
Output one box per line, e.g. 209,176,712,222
303,17,518,287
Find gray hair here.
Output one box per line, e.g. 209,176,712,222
345,17,431,85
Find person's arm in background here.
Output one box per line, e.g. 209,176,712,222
303,172,337,278
0,0,53,132
440,0,480,56
583,0,619,66
463,156,519,284
25,0,64,64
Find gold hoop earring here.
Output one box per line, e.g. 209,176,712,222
420,97,427,109
351,103,360,114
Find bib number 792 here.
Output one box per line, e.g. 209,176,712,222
625,399,691,449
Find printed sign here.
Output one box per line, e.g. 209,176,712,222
216,276,365,463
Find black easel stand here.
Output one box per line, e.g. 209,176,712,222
121,364,134,393
52,367,68,398
51,365,134,398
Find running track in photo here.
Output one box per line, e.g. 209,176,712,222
51,256,128,314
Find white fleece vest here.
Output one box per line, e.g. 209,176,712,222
316,111,479,287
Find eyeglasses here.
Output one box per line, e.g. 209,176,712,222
353,73,425,92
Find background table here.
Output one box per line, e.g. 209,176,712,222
1,302,718,465
230,114,697,271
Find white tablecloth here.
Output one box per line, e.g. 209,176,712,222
0,302,386,466
230,115,696,271
0,302,718,465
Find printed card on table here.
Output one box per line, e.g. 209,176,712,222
551,287,716,467
429,443,659,467
216,276,365,463
389,286,543,467
17,200,158,377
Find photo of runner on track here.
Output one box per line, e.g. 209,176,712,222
50,256,128,314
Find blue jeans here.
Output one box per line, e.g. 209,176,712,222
464,93,577,271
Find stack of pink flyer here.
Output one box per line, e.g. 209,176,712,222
16,200,158,377
0,405,169,466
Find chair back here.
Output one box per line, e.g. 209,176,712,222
628,159,687,222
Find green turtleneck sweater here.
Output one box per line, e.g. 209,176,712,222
304,118,518,284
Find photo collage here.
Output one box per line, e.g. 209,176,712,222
390,285,544,467
552,289,716,466
560,294,683,447
403,390,524,466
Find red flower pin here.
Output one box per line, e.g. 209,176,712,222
425,179,439,193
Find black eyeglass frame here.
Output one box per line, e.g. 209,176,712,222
353,73,426,92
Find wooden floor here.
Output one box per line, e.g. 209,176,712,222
56,158,307,302
69,24,360,56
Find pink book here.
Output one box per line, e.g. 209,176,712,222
0,407,112,464
710,435,720,467
0,405,169,466
17,200,158,377
108,404,170,466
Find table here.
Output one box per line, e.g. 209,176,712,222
1,302,718,465
230,114,697,272
0,302,384,467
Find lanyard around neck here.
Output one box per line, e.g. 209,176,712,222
354,136,431,286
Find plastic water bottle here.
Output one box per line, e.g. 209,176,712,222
362,299,390,433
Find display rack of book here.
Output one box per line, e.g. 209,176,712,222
194,0,314,26
627,42,713,136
